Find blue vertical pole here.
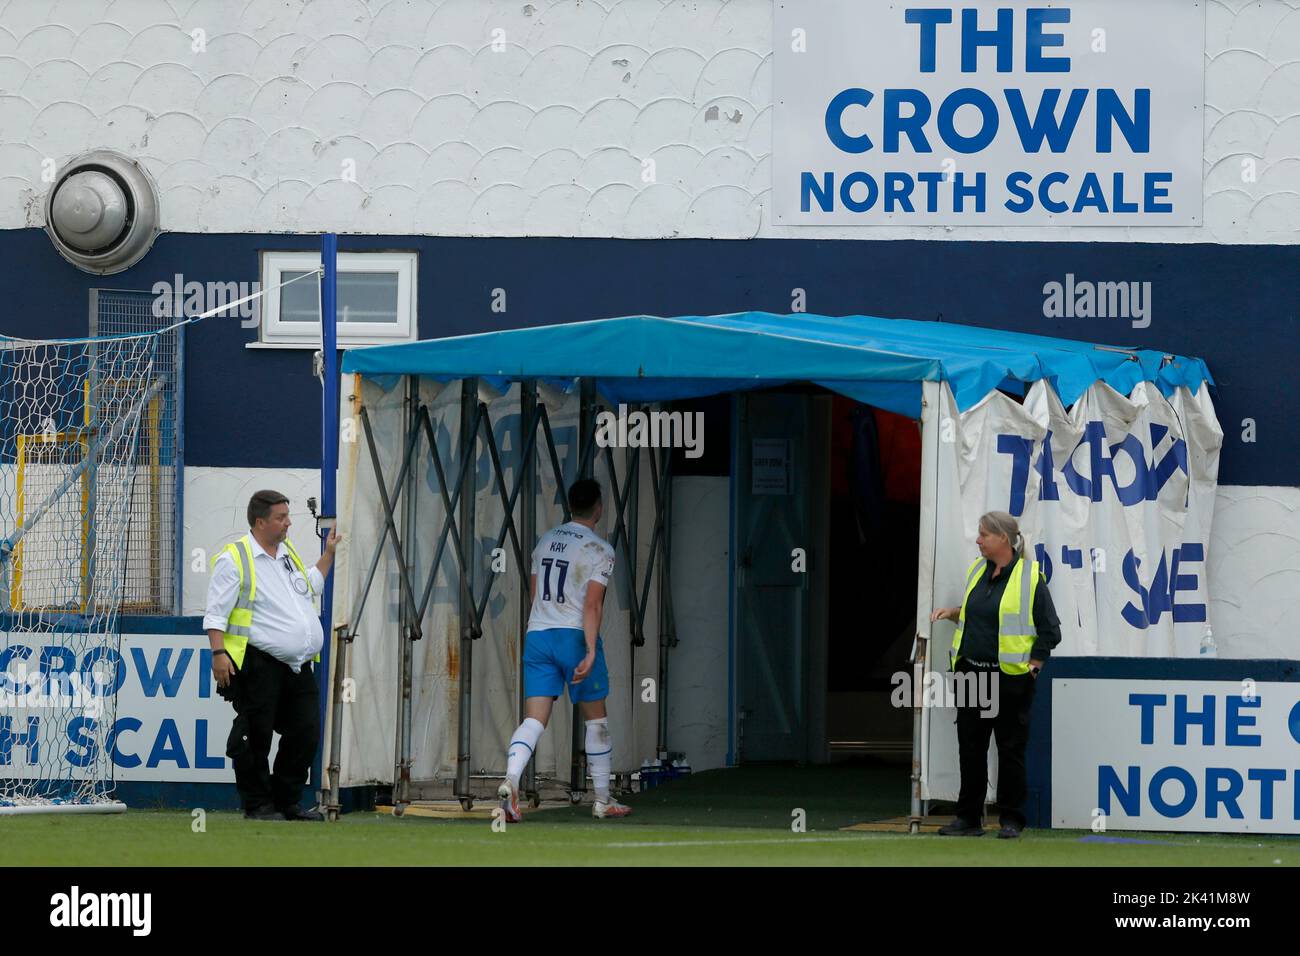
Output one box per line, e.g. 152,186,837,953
173,322,186,615
313,233,338,796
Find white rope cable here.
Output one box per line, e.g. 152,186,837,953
0,266,325,346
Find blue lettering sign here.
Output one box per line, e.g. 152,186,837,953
0,715,39,765
131,646,192,698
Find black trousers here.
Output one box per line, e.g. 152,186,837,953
953,659,1037,829
219,644,320,812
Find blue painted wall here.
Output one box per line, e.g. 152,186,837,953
0,229,1293,483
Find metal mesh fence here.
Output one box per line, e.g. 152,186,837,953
89,290,183,615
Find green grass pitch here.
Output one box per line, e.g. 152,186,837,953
5,767,1297,866
4,810,1296,867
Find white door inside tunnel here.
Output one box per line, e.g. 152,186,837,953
733,391,830,763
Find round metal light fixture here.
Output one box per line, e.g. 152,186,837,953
44,150,160,275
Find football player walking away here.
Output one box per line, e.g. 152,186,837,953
498,479,632,822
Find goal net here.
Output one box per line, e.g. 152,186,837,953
0,331,163,813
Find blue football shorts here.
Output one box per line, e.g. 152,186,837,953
522,627,609,703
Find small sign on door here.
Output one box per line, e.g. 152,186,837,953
752,438,792,495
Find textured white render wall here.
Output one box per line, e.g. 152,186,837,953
182,466,321,615
0,0,1297,243
1206,485,1300,659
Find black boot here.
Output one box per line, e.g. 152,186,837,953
938,817,985,836
244,804,286,821
280,804,325,822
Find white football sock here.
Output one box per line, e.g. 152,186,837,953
585,717,612,803
506,717,545,788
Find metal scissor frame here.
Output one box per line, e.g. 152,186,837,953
325,376,676,818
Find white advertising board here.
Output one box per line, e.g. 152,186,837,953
774,0,1205,225
1053,678,1300,833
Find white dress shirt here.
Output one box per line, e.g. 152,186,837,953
203,536,325,672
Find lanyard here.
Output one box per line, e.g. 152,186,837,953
282,555,309,595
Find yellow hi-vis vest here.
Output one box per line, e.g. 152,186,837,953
950,556,1040,676
211,534,317,670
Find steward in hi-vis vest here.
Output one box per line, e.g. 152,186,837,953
950,556,1041,676
203,489,340,822
211,533,316,669
930,511,1061,840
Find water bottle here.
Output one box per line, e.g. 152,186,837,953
1199,625,1217,658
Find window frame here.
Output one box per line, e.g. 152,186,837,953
257,250,419,348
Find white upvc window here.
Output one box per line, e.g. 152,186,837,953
256,251,418,348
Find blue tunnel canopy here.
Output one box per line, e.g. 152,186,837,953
340,312,1214,419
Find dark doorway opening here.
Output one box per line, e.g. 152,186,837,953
826,394,922,758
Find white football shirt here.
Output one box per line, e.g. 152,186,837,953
527,521,615,631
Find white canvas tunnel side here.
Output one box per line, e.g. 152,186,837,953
323,374,668,800
915,377,1223,811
